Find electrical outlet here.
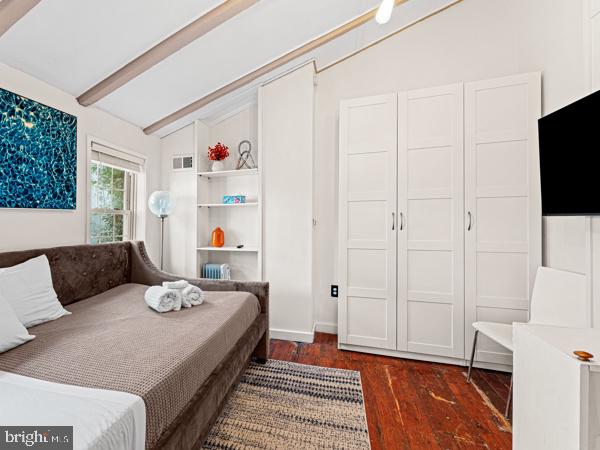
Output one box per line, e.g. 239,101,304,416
331,285,338,298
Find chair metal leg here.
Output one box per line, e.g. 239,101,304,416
505,374,513,419
467,330,479,383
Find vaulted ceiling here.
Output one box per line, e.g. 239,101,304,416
0,0,457,137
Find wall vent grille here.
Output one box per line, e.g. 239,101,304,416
172,155,193,171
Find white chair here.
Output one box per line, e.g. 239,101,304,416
466,266,588,418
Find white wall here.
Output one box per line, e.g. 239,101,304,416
313,0,594,329
0,63,161,260
160,123,198,277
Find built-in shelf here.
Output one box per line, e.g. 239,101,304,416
197,202,258,208
196,246,259,253
198,168,259,178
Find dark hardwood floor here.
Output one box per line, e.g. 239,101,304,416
270,332,512,450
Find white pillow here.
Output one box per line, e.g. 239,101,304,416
0,255,70,328
0,294,35,352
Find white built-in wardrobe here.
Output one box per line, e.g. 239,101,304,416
338,73,542,368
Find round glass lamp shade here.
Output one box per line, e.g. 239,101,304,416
148,191,174,218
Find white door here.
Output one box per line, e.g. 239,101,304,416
338,94,397,349
397,84,465,358
465,73,542,365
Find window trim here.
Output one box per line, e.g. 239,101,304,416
86,136,147,245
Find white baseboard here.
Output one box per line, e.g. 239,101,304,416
270,327,315,343
314,322,338,334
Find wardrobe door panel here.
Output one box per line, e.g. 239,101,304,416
398,84,464,357
339,94,397,349
465,73,542,365
407,302,454,348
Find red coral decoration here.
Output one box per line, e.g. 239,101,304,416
208,142,230,161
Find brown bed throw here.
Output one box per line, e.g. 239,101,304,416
0,283,261,449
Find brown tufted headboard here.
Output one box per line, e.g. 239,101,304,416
0,242,132,306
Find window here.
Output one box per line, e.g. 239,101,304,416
88,141,144,245
89,162,135,244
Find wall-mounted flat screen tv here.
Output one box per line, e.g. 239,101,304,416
539,89,600,216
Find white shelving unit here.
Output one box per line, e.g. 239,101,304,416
197,168,258,178
197,202,258,208
195,104,261,281
197,246,259,252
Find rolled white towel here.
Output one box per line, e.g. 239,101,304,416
145,286,179,313
182,284,205,306
162,280,189,290
162,280,190,308
180,295,192,309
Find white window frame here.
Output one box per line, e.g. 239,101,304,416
89,162,136,243
86,136,147,244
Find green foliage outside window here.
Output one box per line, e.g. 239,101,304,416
89,162,134,244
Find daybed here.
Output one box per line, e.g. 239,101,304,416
0,241,269,450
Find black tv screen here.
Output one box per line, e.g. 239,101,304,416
539,90,600,216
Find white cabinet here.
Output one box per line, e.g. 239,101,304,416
260,62,315,343
338,94,398,349
513,324,600,450
338,73,541,366
465,73,542,366
397,83,465,358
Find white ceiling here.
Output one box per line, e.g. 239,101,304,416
0,0,224,95
0,0,455,136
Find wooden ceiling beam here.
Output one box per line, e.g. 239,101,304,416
143,0,409,135
0,0,41,38
77,0,257,107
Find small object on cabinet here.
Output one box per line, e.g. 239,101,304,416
223,195,246,204
211,227,224,247
573,350,594,362
208,142,229,172
236,140,256,170
236,244,244,249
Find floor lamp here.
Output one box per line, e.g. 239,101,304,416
148,191,173,270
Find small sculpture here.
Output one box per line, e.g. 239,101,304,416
236,140,256,170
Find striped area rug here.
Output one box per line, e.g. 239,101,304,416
203,360,371,449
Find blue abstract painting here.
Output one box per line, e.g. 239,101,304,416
0,87,77,209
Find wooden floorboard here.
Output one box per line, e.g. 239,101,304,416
270,333,512,450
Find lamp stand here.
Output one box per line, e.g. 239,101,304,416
160,215,166,270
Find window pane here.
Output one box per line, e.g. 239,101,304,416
114,236,124,242
90,185,98,209
97,187,112,209
114,214,124,236
90,162,98,183
101,214,114,236
99,165,112,187
113,169,125,190
112,190,124,210
90,213,103,236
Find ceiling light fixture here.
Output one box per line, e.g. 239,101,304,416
375,0,394,24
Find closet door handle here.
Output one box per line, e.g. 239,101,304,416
467,211,472,231
399,212,404,231
392,212,395,231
